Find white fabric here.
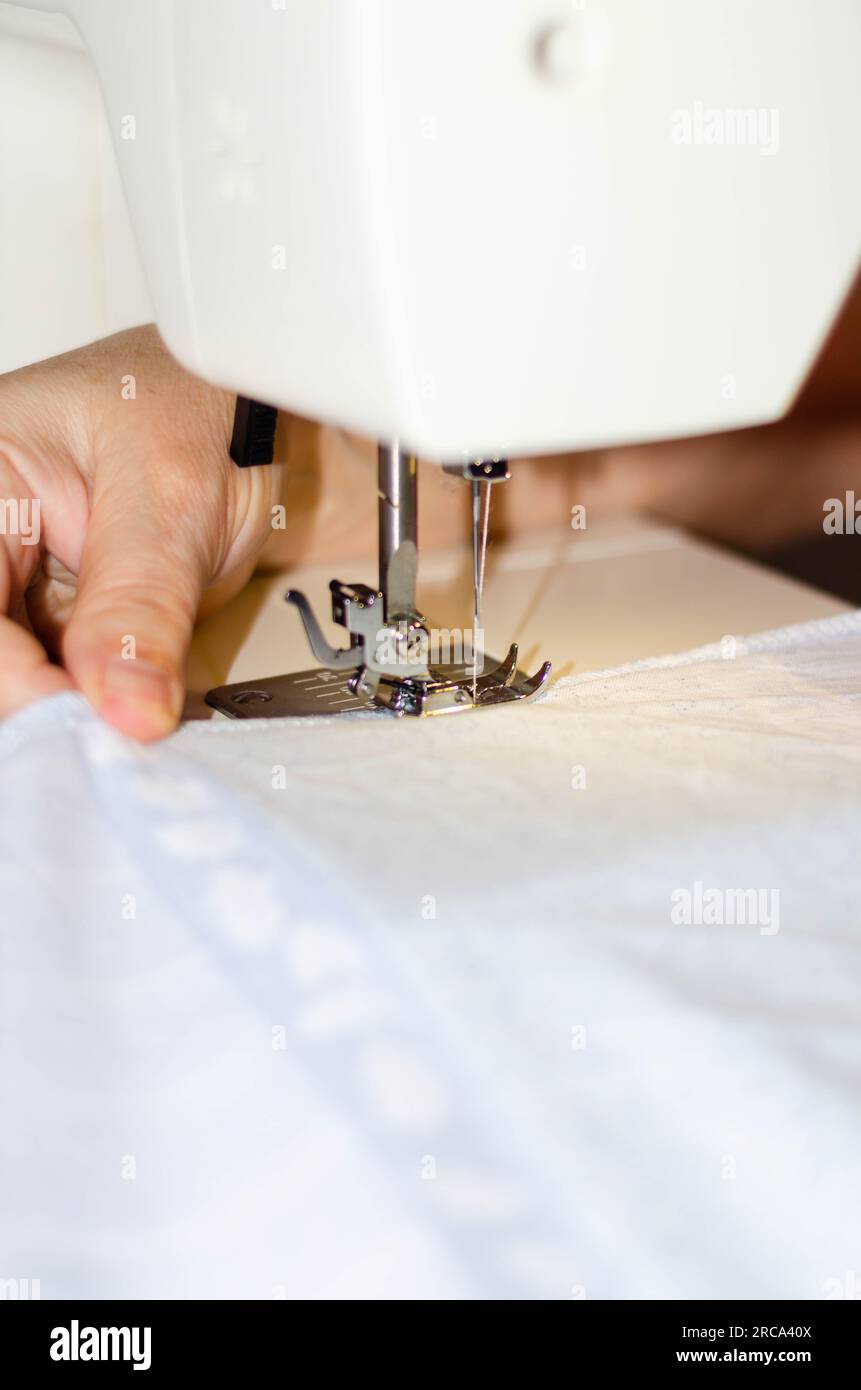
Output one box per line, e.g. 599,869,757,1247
2,611,861,1299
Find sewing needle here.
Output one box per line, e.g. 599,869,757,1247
471,478,491,699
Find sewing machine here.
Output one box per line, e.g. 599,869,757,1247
6,0,861,715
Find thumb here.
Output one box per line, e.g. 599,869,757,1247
63,464,212,740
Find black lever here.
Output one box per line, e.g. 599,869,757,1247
229,396,278,468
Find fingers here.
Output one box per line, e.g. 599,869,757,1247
1,326,279,739
0,548,72,720
62,460,212,741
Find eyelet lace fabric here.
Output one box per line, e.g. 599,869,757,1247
1,611,860,1297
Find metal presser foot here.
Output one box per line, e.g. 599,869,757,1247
205,443,551,720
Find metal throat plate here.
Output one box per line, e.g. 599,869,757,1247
206,649,551,720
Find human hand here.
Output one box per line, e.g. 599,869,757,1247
0,325,283,739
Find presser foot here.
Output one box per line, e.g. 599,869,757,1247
206,573,551,720
205,644,551,720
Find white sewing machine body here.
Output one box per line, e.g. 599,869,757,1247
6,0,861,459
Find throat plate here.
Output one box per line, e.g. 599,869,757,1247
205,648,551,720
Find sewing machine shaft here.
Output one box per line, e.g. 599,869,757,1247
378,442,420,624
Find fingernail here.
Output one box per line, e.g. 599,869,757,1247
100,656,179,738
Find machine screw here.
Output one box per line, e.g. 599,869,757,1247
232,689,273,706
